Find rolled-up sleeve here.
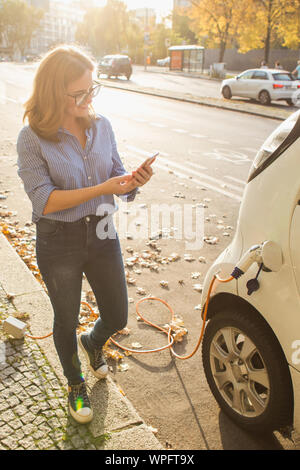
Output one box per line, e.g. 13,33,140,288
16,127,60,218
105,118,138,203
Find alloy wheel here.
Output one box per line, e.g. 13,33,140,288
209,326,270,418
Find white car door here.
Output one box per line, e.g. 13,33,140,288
251,70,269,99
234,70,255,97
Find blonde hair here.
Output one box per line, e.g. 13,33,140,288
23,44,97,141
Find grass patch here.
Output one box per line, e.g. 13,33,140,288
93,433,112,447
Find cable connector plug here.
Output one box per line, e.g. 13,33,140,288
231,266,244,279
231,244,263,279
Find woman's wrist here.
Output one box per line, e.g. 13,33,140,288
97,181,108,196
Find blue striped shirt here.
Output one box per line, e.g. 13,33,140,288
16,113,138,223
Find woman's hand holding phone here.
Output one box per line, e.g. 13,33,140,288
131,152,158,187
101,174,137,195
101,152,157,196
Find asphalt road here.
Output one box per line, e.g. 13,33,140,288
0,62,296,450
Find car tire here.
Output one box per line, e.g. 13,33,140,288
286,99,294,106
258,90,271,105
222,86,232,99
202,308,293,433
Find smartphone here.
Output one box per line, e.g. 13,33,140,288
140,152,159,168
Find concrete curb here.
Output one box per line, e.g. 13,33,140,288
102,80,293,122
0,231,164,450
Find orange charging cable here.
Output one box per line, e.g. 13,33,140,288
25,274,234,360
24,301,95,340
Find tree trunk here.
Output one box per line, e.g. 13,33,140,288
219,40,226,62
264,22,271,63
264,0,273,64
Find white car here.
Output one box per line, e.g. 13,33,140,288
157,57,170,67
221,68,300,106
200,109,300,437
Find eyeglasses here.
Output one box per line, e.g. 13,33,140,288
66,81,102,106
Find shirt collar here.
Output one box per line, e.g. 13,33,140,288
58,115,100,135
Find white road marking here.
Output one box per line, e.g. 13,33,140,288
172,128,188,134
132,117,147,123
149,122,167,128
126,146,157,157
184,161,208,171
240,147,258,154
159,151,170,157
5,80,18,86
126,145,243,202
6,97,18,103
209,139,230,145
190,134,206,139
204,148,251,164
224,175,246,186
159,115,192,125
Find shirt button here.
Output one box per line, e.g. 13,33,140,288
88,176,91,180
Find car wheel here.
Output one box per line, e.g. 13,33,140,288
222,86,232,100
258,90,271,105
202,308,293,433
286,99,294,106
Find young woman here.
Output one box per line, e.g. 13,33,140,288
16,44,154,424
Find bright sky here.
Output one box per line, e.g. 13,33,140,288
96,0,174,19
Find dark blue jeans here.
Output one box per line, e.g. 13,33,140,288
35,214,128,385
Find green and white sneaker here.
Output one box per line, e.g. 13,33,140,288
68,381,93,424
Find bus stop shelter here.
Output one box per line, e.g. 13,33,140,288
168,45,205,73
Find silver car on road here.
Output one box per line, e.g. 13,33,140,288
221,68,300,106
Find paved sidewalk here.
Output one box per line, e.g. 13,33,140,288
133,64,239,80
0,232,163,450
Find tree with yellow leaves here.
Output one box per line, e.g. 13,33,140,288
237,0,288,64
187,0,299,66
277,0,300,50
187,0,249,62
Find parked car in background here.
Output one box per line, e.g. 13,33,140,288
221,69,300,106
98,55,132,80
157,56,170,67
25,54,41,62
